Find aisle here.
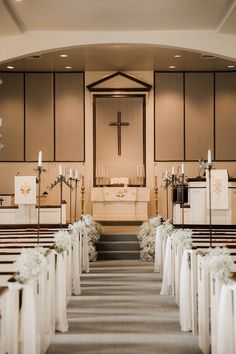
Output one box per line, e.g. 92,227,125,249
47,260,201,354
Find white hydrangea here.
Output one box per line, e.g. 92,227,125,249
15,247,48,282
54,230,73,253
202,247,233,284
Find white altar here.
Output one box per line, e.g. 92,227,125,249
173,180,236,225
91,187,150,221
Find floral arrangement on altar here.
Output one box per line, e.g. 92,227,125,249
202,247,233,284
172,228,193,249
69,214,101,262
15,247,48,282
54,230,74,253
137,216,162,262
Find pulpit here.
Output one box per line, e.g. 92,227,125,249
91,187,150,221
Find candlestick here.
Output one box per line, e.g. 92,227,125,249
208,149,212,164
69,168,72,178
154,164,158,177
136,165,139,179
75,170,78,179
171,166,175,175
165,171,168,179
181,162,184,175
38,150,42,167
59,165,62,176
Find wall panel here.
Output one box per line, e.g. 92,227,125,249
215,72,236,160
155,73,184,161
25,73,54,161
185,73,214,160
55,73,84,161
0,73,24,161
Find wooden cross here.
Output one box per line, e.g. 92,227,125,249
0,198,4,206
109,111,129,155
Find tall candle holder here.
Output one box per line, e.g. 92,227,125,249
36,165,45,245
162,173,172,219
206,162,213,247
81,174,85,217
68,176,74,224
154,175,159,216
49,174,72,229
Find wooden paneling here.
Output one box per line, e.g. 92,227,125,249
0,73,24,161
25,73,54,161
155,73,184,160
55,73,84,161
215,72,236,160
185,73,214,160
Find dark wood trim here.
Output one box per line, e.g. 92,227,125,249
83,71,86,162
93,94,147,187
153,71,156,162
53,72,56,161
87,71,152,92
183,72,186,160
213,72,216,161
23,72,26,161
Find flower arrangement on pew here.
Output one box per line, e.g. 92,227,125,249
172,228,193,249
54,230,74,253
137,216,162,261
202,247,234,284
15,247,48,282
157,220,174,237
69,214,101,261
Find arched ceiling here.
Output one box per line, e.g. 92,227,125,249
1,0,236,71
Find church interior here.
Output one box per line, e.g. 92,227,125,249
1,0,236,353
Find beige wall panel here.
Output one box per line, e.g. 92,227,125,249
185,73,214,160
55,73,84,161
155,73,184,160
25,73,54,161
96,96,144,185
0,73,24,161
215,72,236,160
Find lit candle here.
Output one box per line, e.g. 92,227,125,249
181,163,184,175
75,170,78,179
208,149,212,164
171,166,175,175
38,150,42,167
59,165,62,176
69,168,72,178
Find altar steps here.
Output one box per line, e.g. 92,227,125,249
96,233,140,260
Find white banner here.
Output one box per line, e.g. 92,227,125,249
15,176,37,205
206,169,228,210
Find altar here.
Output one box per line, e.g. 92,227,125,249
91,187,150,221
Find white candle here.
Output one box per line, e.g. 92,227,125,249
165,171,168,179
38,150,42,167
0,118,2,127
142,164,145,178
75,170,78,179
154,164,158,176
139,165,142,178
171,165,175,175
181,163,184,175
59,165,62,176
136,165,139,178
208,149,212,164
69,168,72,178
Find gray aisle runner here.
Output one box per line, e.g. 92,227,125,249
47,260,201,354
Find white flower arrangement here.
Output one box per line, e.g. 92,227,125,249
54,230,74,253
69,214,101,261
137,215,162,262
202,247,233,284
172,228,193,249
157,220,174,237
15,247,48,283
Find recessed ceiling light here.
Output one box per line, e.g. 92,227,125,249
227,65,235,68
7,66,14,70
174,54,181,58
60,54,68,58
65,66,72,69
169,65,176,69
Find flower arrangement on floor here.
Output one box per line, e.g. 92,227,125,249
172,228,193,249
202,247,234,284
69,214,101,261
15,247,48,282
54,230,74,253
137,216,162,262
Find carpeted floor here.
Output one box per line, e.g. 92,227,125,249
47,260,201,354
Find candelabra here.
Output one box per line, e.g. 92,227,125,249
68,177,74,224
74,175,80,221
154,175,159,216
81,174,85,217
206,162,213,247
49,174,72,229
36,165,46,245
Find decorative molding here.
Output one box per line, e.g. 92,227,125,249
87,71,152,92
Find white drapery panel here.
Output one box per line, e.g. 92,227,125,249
179,249,192,332
160,236,173,295
154,226,169,273
72,233,81,295
55,252,69,333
